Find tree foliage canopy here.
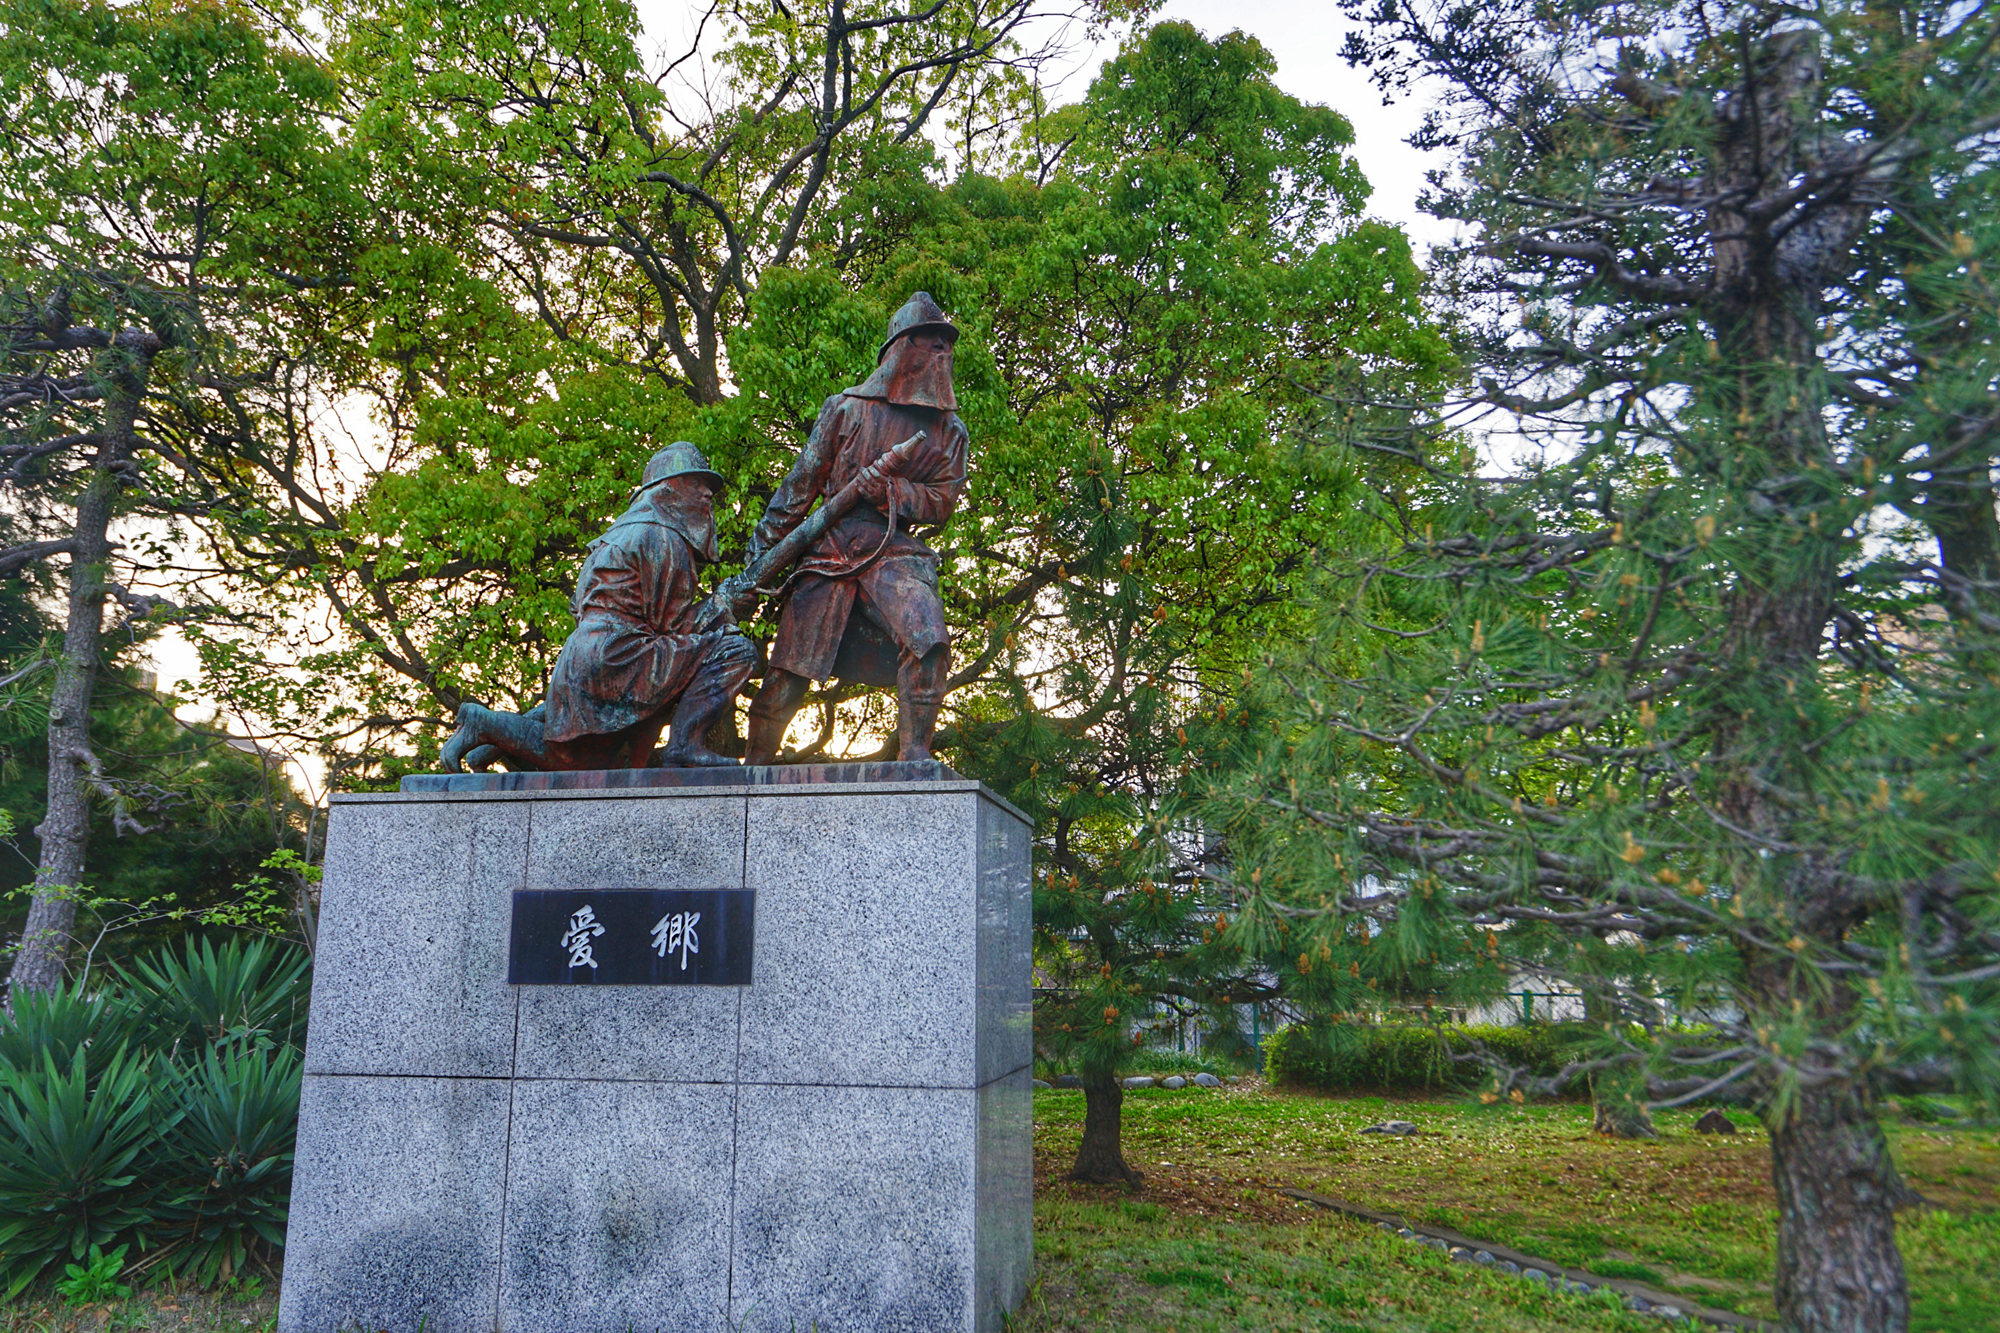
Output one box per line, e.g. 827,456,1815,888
1207,2,2000,1328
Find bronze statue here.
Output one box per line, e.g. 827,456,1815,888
728,292,968,764
440,442,756,771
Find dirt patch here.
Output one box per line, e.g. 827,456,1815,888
1034,1148,1314,1223
1,1281,278,1333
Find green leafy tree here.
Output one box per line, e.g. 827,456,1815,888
669,24,1448,1182
1208,2,2000,1329
178,14,1450,1184
187,0,1148,765
0,0,349,994
883,23,1448,1182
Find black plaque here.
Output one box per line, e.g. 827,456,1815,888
508,888,754,985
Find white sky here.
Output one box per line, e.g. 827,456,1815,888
146,0,1451,775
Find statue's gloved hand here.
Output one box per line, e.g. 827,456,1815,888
692,590,736,634
855,465,891,506
721,569,762,613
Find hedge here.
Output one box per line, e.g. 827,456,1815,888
1263,1021,1597,1094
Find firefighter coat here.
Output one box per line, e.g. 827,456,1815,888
747,391,968,683
546,506,711,743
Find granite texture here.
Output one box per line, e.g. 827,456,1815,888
520,792,745,887
977,796,1034,1087
499,1080,737,1333
304,801,526,1079
737,789,979,1087
279,1074,511,1333
975,1069,1035,1328
514,985,743,1085
730,1083,977,1333
283,780,1031,1333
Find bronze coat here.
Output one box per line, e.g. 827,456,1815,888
748,391,968,680
546,506,709,743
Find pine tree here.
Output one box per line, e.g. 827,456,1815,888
0,0,346,993
1208,3,2000,1330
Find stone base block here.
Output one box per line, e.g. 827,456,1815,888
279,770,1032,1333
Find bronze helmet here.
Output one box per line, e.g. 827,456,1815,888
877,291,960,361
632,441,723,497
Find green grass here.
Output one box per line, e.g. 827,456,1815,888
0,1278,276,1332
4,1085,1989,1333
1014,1085,2000,1332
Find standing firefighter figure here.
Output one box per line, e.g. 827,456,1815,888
738,293,969,764
440,442,756,771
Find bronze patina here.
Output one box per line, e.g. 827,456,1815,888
726,292,968,764
440,442,756,771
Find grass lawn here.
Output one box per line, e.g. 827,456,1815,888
1013,1083,2000,1332
3,1085,1991,1332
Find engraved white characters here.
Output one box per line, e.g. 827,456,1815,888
560,904,606,970
651,911,700,970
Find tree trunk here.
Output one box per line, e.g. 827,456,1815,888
1768,1081,1910,1333
1582,989,1655,1139
6,336,152,1001
1590,1066,1657,1139
1070,1073,1142,1185
1694,34,1915,1332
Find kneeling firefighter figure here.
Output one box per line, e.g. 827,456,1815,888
728,292,968,764
440,442,757,772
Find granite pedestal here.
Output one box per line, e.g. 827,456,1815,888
278,763,1033,1333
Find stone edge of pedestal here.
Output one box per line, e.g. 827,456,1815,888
398,758,964,794
334,776,1034,826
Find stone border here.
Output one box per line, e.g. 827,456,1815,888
398,758,964,794
337,774,1035,825
1278,1187,1777,1330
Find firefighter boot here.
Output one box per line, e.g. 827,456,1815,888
896,645,949,763
745,668,812,767
660,633,758,767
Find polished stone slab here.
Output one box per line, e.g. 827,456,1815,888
400,758,963,793
499,1080,737,1333
730,1083,979,1333
282,777,1031,1333
303,801,525,1079
737,789,978,1087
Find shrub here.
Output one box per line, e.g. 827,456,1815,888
1263,1021,1596,1094
121,935,311,1053
0,934,311,1297
151,1043,301,1284
0,985,148,1081
0,1048,171,1298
